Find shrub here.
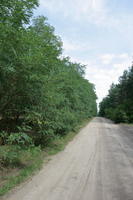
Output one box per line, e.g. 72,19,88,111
0,131,9,145
0,146,20,167
7,133,33,146
112,108,128,123
34,129,57,146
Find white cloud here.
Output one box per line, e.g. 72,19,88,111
39,0,133,37
99,54,115,65
63,40,79,52
85,53,132,104
39,0,105,14
63,40,84,52
62,39,94,54
99,53,132,65
118,53,129,59
69,53,132,104
39,0,107,24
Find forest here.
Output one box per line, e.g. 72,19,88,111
99,66,133,123
0,0,97,179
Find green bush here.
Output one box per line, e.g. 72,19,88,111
34,129,57,146
112,108,128,123
7,133,33,146
0,145,41,168
0,131,9,145
0,146,20,167
104,107,128,123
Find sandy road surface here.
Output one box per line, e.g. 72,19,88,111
2,117,133,200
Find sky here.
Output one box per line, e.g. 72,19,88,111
34,0,133,104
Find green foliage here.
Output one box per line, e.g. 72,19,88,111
99,66,133,123
0,146,20,167
0,0,97,147
0,145,41,168
0,145,42,196
0,131,8,145
0,0,38,26
7,133,33,146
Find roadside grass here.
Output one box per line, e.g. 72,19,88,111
119,123,133,126
0,146,43,196
46,119,90,155
0,118,91,197
125,123,133,126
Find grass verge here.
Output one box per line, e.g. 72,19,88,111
45,119,91,155
0,146,43,196
0,118,91,197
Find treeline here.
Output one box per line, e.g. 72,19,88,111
0,0,97,147
99,65,133,123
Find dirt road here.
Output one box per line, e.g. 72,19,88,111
3,118,133,200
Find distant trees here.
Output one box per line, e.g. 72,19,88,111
0,0,97,146
99,66,133,123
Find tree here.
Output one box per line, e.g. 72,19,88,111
99,66,133,123
0,1,97,146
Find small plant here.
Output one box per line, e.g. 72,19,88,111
7,133,33,146
0,131,9,145
34,129,56,146
17,125,32,132
0,147,20,167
